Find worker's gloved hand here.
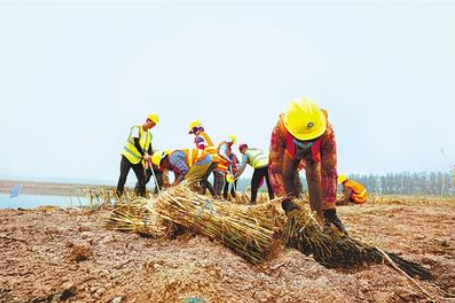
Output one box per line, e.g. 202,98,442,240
323,209,348,235
282,199,301,215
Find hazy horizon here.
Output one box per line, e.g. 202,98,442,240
1,1,454,183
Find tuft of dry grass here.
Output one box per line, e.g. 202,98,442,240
283,208,432,280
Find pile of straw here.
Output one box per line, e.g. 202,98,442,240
108,184,432,280
154,185,277,263
283,208,432,280
109,185,279,263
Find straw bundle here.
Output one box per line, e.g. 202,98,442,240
109,197,169,238
283,208,432,280
153,185,277,263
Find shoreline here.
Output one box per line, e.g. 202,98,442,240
0,179,114,196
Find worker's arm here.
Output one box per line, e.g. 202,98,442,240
168,151,189,185
270,124,302,213
320,125,338,211
173,172,182,186
232,154,239,172
235,154,249,178
148,142,153,155
164,171,170,188
200,131,214,147
268,122,287,197
305,159,323,219
218,143,232,163
132,138,144,155
341,185,353,203
282,154,300,199
131,126,145,156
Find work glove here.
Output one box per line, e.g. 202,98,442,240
282,199,301,215
323,209,348,235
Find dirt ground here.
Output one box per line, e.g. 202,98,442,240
1,196,454,303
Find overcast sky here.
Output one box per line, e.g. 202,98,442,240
0,1,454,183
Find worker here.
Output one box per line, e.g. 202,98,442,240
151,149,214,192
236,144,275,204
268,97,347,233
135,163,170,195
116,113,159,198
188,120,219,195
336,174,368,205
215,135,237,199
223,152,239,200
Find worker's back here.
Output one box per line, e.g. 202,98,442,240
344,179,368,203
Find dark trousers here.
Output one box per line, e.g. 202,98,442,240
201,163,217,196
213,171,225,198
251,165,275,203
135,166,163,195
223,179,237,199
116,156,146,197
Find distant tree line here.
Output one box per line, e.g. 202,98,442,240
235,171,455,196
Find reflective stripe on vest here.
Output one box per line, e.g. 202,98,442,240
183,149,207,168
205,146,220,163
200,131,219,162
345,179,368,203
217,142,231,173
121,125,151,165
245,149,268,169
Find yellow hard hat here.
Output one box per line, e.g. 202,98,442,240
189,120,201,131
226,134,237,144
151,150,171,166
147,113,160,125
283,97,327,141
338,174,347,184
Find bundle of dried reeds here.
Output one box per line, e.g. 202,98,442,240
283,208,432,280
153,185,277,263
109,197,169,238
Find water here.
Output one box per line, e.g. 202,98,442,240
0,193,90,209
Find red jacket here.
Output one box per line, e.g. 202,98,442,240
268,114,338,212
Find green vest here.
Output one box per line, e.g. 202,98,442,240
245,148,268,169
121,125,152,164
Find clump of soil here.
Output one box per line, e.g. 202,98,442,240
68,242,92,262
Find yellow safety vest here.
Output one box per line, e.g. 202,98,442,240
217,142,231,173
182,149,208,168
245,148,268,169
121,125,152,165
200,131,220,163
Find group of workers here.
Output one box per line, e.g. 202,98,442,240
115,97,369,233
